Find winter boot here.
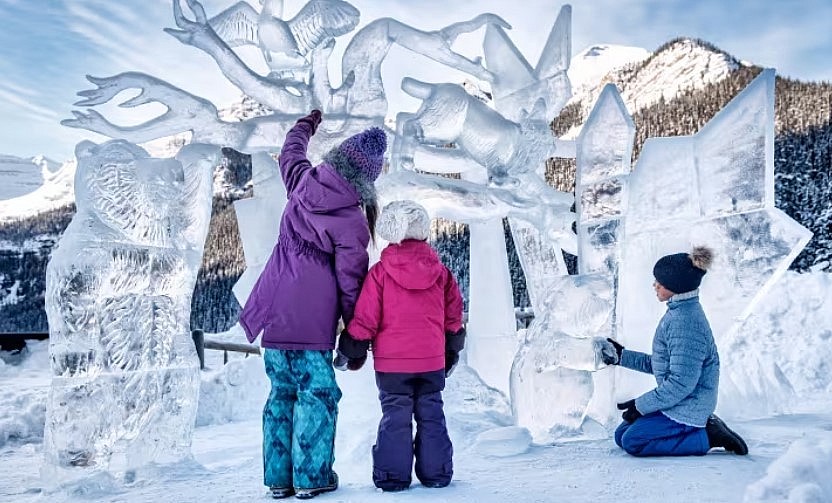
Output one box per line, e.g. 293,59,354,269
269,486,294,499
294,472,338,500
705,415,748,455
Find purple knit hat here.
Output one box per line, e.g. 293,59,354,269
337,127,387,182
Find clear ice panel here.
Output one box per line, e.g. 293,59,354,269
466,220,519,396
625,136,697,231
43,140,215,487
576,84,635,186
233,152,286,307
508,218,568,314
695,69,775,216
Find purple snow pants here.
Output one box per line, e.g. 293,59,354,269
372,370,453,490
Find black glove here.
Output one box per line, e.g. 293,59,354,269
333,329,369,371
444,328,466,378
601,337,625,365
333,350,366,371
299,109,322,134
617,399,642,423
445,351,459,377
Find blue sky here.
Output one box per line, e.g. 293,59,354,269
1,0,830,161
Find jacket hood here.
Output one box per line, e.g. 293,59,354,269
294,164,361,213
379,240,444,290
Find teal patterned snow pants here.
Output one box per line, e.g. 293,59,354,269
262,349,342,489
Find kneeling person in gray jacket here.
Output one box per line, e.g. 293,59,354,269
598,246,748,457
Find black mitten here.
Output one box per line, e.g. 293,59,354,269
445,351,459,377
444,328,466,378
596,337,625,365
617,399,642,423
299,109,322,134
334,329,369,371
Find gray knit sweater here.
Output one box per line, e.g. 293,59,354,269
620,290,719,427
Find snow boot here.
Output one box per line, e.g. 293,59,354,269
294,472,338,500
270,486,294,499
705,415,748,455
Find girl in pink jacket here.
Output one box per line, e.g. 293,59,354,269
334,200,465,492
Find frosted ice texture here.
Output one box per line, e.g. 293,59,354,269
43,140,217,488
232,152,286,307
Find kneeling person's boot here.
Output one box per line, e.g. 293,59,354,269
706,415,748,455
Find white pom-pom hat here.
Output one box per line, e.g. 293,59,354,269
377,200,430,244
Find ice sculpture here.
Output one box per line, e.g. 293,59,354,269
53,0,809,447
62,1,510,155
382,6,577,396
43,140,218,488
510,84,634,440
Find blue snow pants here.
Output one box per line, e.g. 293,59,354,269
614,411,710,457
262,349,342,490
372,370,453,490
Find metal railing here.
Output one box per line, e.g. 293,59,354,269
2,308,537,369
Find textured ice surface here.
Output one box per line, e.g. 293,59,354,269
232,152,286,307
616,70,811,412
43,140,217,488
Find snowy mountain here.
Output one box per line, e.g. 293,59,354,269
0,156,76,223
562,38,742,138
567,44,651,103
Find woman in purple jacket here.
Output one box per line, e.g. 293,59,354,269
239,110,386,500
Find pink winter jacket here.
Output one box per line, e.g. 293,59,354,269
347,239,464,373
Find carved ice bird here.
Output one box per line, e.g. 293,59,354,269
209,0,360,66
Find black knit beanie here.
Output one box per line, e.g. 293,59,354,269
652,246,714,294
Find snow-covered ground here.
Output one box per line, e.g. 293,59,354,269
2,272,832,502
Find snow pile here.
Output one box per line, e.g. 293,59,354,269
739,271,832,395
195,356,269,427
0,341,50,447
744,432,832,502
0,392,46,448
471,426,532,457
718,271,832,419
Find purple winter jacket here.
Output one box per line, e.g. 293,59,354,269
239,117,371,350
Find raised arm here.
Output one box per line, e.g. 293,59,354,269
279,110,321,194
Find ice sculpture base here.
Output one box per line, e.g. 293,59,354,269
41,365,200,492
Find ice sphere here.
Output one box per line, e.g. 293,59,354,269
42,140,217,489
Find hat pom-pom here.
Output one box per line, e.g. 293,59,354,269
690,246,714,271
361,127,387,156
